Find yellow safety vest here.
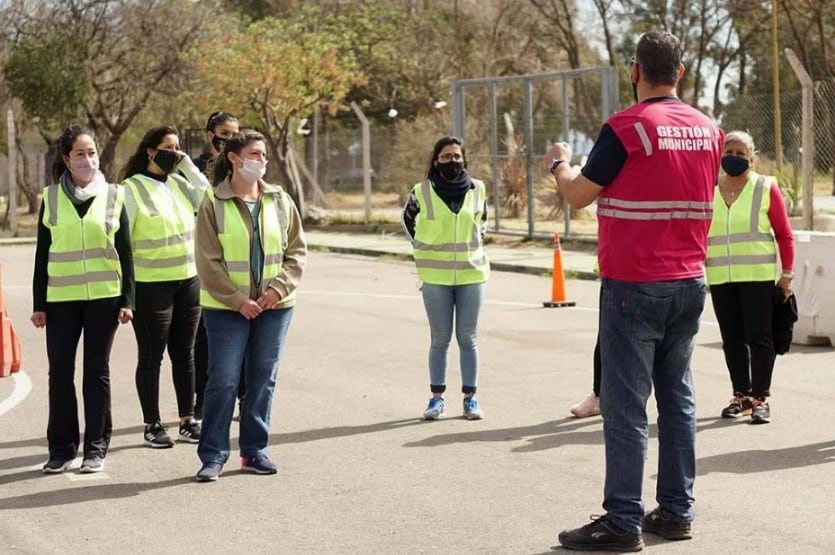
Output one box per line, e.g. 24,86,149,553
412,179,489,286
705,174,778,285
124,174,199,282
42,183,124,302
200,188,293,309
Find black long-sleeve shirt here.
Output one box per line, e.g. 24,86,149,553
32,199,135,312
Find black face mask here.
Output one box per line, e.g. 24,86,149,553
436,161,464,182
631,81,638,103
211,135,227,153
153,149,180,174
721,155,750,177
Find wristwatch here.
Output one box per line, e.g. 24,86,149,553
781,271,794,279
548,158,568,174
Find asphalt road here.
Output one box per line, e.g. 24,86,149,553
0,246,833,554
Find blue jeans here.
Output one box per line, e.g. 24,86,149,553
421,282,484,394
598,278,705,534
197,307,293,465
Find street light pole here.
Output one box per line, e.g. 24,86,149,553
771,0,783,169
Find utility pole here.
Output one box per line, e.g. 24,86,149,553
771,0,783,169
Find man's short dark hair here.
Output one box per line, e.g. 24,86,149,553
634,30,683,86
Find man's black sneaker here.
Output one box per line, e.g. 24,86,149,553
144,421,175,448
641,507,692,541
720,393,753,418
750,399,771,424
558,515,643,552
42,456,73,474
178,419,201,443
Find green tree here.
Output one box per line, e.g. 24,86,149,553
0,0,219,178
185,12,364,205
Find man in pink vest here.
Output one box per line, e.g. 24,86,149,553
544,30,723,551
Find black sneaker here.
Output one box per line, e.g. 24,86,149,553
750,399,771,424
558,515,643,552
720,393,753,418
642,507,692,541
42,456,73,474
144,421,175,448
178,419,201,443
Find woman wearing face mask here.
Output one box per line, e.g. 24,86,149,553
119,125,210,448
402,136,489,420
706,130,794,424
194,130,306,482
31,125,135,474
192,111,240,182
192,111,241,424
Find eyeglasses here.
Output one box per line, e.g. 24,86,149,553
626,56,638,67
438,152,463,163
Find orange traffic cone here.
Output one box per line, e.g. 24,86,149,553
10,325,22,373
543,232,576,308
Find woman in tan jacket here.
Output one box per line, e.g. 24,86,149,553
193,129,306,482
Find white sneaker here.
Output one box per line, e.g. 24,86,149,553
569,393,600,418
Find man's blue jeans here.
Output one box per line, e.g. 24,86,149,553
598,278,705,534
198,307,293,465
421,282,485,394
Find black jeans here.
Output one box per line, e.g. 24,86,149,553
133,277,200,423
592,336,601,397
709,281,775,398
194,314,246,415
46,297,120,459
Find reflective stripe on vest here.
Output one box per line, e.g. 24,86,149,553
705,175,777,285
597,197,714,221
125,175,197,281
200,191,292,309
411,179,489,286
43,183,123,301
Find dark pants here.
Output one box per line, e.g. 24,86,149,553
592,336,601,397
709,281,776,398
194,315,246,415
46,297,120,459
133,277,200,424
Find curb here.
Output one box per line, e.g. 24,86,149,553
309,244,599,281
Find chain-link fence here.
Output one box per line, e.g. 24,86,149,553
720,78,835,215
450,67,619,241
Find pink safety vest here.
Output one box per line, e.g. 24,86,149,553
597,101,723,282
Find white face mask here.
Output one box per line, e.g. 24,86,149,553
70,156,99,183
237,158,267,184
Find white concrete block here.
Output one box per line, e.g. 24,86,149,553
791,230,835,346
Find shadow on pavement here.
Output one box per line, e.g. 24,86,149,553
696,440,835,476
405,416,743,451
1,477,194,510
269,417,423,444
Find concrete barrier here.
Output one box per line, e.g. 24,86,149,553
792,230,835,346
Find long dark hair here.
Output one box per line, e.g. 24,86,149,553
51,125,96,182
212,129,266,187
120,125,179,179
426,135,467,178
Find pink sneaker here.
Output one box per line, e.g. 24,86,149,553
570,393,600,418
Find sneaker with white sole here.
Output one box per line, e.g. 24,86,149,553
422,397,445,420
178,419,201,443
570,393,600,418
463,396,484,419
80,457,105,474
42,456,74,474
144,421,175,448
